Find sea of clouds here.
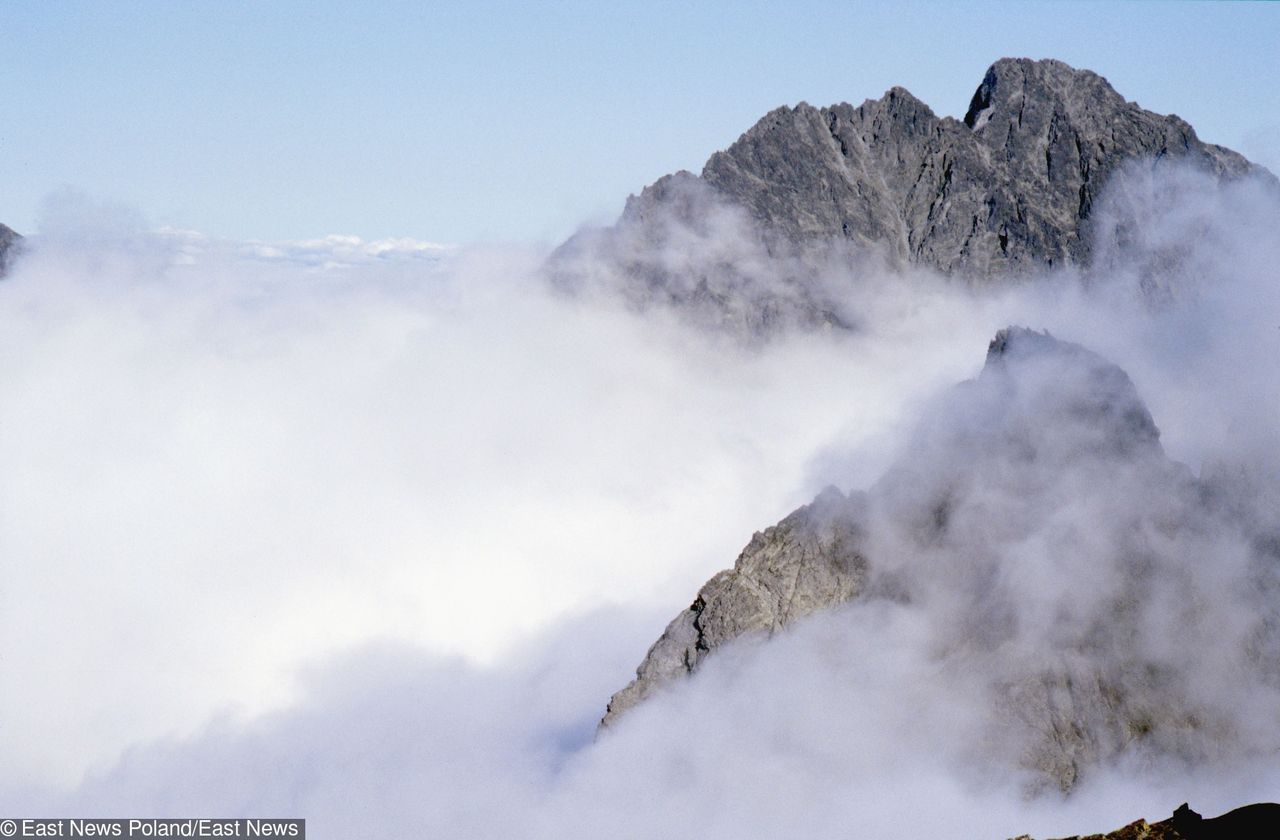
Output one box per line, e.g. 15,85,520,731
1,165,1277,837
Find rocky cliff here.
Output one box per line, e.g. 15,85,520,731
602,327,1280,792
550,59,1271,334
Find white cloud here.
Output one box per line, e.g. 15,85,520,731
154,228,455,269
1,200,973,788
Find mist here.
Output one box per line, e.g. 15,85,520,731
1,164,1278,837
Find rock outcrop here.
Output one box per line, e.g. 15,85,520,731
550,59,1270,333
601,327,1280,792
0,223,21,277
601,485,869,726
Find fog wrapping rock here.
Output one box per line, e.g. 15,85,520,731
602,326,1280,793
577,59,1280,796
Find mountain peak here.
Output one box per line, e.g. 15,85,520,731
548,58,1269,338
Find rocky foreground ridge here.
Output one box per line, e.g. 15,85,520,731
1029,802,1280,840
550,58,1272,334
602,328,1280,793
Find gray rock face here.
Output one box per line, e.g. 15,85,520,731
0,223,20,277
551,59,1268,332
602,327,1280,791
601,485,869,726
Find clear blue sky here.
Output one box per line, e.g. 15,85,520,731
3,0,1278,245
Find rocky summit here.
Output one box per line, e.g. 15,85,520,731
601,327,1280,793
550,58,1270,334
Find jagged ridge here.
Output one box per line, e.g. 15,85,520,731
550,58,1270,335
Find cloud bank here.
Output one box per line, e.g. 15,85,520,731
1,165,1278,837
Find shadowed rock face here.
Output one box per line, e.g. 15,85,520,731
0,223,20,277
1014,801,1280,840
601,328,1280,792
551,58,1269,334
1167,802,1280,840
